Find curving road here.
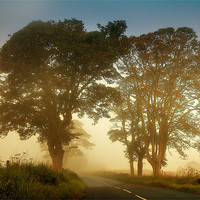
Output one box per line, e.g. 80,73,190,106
80,174,200,200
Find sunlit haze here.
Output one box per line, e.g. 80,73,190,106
0,0,200,174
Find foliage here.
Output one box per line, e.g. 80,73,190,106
0,163,86,199
116,27,200,176
0,19,127,170
41,119,95,166
108,95,145,176
1,17,200,175
64,120,95,157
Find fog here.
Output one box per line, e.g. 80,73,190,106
0,115,199,174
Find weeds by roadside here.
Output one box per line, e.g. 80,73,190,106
96,168,200,195
0,163,86,199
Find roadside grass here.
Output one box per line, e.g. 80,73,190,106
96,168,200,194
0,163,86,199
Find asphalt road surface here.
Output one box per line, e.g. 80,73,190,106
80,174,200,200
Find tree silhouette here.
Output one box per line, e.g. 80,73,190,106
108,88,145,176
117,27,200,176
0,19,127,170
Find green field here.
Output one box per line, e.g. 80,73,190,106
96,170,200,194
0,163,86,199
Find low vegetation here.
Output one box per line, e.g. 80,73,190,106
96,168,200,194
0,163,86,199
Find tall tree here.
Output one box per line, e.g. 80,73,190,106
108,88,145,177
117,27,200,176
0,19,127,170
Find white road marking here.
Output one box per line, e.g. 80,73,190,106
93,177,132,195
135,194,147,200
111,185,121,190
102,181,131,194
122,189,132,194
102,182,121,190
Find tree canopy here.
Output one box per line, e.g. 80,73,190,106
0,19,199,175
0,19,127,170
116,27,200,176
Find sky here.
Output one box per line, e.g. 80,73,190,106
0,0,200,173
1,0,200,47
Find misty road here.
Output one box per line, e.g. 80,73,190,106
80,174,200,200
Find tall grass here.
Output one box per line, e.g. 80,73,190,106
0,163,86,199
96,168,200,194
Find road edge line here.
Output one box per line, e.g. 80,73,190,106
122,189,132,194
135,194,147,200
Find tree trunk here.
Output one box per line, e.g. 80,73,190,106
129,156,134,176
152,162,161,176
137,157,143,176
47,140,64,171
51,149,64,170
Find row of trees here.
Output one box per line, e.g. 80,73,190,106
109,28,200,176
0,19,199,176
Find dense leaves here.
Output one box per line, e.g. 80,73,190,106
116,27,200,176
0,19,127,170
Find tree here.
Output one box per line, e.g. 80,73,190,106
41,120,94,168
117,27,200,176
108,104,135,177
108,87,145,177
0,19,127,170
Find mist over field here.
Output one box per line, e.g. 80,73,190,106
0,3,200,199
1,116,200,174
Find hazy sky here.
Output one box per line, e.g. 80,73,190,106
1,0,200,47
0,0,200,172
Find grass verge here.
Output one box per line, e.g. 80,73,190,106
0,163,86,199
96,171,200,194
